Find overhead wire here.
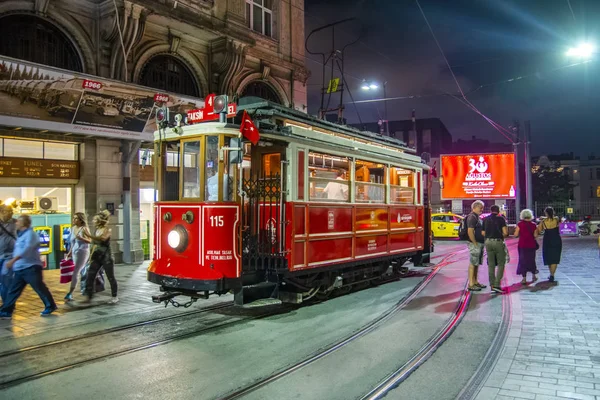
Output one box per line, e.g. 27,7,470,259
415,0,516,143
567,0,576,22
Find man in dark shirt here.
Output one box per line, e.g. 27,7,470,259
0,205,17,303
482,205,509,293
467,200,485,291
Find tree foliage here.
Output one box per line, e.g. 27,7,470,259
532,164,577,203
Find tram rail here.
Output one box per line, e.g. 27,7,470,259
221,248,466,400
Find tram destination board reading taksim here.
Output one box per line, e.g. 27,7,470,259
0,158,79,179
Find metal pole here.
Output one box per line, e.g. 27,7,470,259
524,120,533,211
384,82,389,135
513,121,521,224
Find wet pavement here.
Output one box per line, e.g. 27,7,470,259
475,236,600,400
0,237,597,399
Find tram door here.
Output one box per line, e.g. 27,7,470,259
241,143,287,272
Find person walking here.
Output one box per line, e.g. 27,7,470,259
514,209,539,285
0,205,17,303
64,212,91,301
0,215,57,318
537,207,562,283
82,210,118,304
482,205,509,293
466,200,486,291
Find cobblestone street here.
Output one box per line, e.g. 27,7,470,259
477,236,600,400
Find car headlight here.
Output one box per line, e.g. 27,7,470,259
167,224,188,253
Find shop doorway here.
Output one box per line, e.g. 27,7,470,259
0,186,73,269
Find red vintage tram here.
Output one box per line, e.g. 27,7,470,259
148,99,433,306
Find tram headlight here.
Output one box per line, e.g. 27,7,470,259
167,225,188,253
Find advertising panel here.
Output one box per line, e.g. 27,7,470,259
441,153,516,200
0,56,206,141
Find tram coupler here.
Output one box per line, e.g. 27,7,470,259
152,292,183,303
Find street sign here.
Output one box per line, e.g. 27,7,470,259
327,78,340,93
567,207,574,214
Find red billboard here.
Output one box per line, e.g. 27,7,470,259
440,153,516,200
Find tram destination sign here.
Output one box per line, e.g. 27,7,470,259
0,157,79,179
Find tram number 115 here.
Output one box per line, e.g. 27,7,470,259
210,216,224,227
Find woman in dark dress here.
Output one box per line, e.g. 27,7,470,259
514,209,539,284
537,207,562,282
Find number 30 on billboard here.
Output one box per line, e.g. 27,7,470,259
440,153,516,200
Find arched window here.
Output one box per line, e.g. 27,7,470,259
139,55,199,97
240,81,282,104
0,15,83,72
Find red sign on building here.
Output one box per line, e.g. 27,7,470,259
153,93,170,103
82,79,102,90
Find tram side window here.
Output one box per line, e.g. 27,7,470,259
355,160,386,203
390,167,415,205
182,141,201,198
308,152,349,202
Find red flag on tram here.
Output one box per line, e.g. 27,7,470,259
240,110,259,145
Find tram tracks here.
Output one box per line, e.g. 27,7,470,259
0,248,469,393
0,301,287,390
221,249,467,400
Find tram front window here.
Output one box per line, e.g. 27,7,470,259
390,167,415,204
160,142,180,201
183,141,201,198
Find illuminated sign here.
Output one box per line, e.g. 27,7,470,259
440,153,516,200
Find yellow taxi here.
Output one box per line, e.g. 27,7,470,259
431,213,463,239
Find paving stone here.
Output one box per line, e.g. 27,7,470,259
476,237,600,400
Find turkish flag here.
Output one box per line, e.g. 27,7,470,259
240,110,259,145
430,161,438,178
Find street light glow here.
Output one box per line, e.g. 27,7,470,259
369,83,379,89
566,43,596,58
361,83,371,90
361,80,380,91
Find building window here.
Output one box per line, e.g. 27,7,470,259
246,0,273,37
591,186,595,198
597,186,600,198
239,81,282,104
590,168,594,179
139,55,199,97
596,167,600,180
0,15,83,72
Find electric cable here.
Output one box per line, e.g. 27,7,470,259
113,0,129,81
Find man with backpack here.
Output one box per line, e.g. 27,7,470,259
482,205,509,293
460,200,486,291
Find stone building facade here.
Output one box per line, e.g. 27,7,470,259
0,0,308,264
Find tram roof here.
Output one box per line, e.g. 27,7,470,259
238,101,414,153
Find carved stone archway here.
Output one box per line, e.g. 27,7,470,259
236,73,289,106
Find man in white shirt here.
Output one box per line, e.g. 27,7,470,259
207,169,230,201
323,170,348,201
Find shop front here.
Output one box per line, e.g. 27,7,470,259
0,138,79,269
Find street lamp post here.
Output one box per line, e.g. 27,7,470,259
361,80,389,135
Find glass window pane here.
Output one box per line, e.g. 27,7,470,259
183,141,200,198
3,138,43,158
0,138,3,156
390,166,415,205
308,152,349,202
264,0,272,9
264,11,272,37
246,2,251,29
355,159,385,203
253,0,263,5
44,142,77,160
253,5,262,32
205,136,219,201
162,142,180,201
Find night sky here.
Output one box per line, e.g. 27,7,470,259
304,0,600,157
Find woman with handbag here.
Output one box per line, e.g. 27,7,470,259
81,210,118,304
514,209,539,285
64,212,91,301
537,207,562,283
